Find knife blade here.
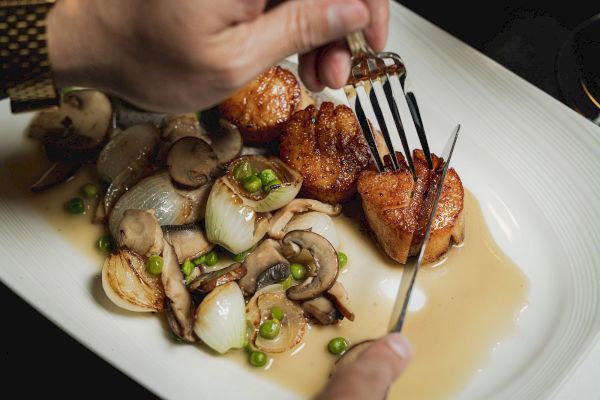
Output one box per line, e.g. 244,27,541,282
388,124,460,332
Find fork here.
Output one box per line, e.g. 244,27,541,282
344,31,432,176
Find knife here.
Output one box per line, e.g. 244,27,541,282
387,124,460,332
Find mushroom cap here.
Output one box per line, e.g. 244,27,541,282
117,209,164,257
208,119,243,165
238,239,290,297
167,136,219,188
283,230,339,301
28,90,112,161
188,263,247,294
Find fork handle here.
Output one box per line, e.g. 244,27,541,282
346,31,375,57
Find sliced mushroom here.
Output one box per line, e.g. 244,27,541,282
301,297,340,325
246,287,307,353
269,199,342,239
161,240,195,342
238,239,290,297
167,136,219,188
255,262,290,292
101,249,165,312
325,281,355,321
117,209,164,257
28,90,112,162
208,119,243,164
187,263,247,294
157,113,210,164
28,90,112,189
30,160,82,192
283,231,339,301
162,223,214,264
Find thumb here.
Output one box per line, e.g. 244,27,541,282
244,0,369,70
317,334,412,400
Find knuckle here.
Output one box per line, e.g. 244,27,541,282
286,2,317,53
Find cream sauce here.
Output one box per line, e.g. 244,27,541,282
8,142,529,399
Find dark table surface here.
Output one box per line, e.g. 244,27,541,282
3,2,599,398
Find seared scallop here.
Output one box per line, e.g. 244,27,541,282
220,65,301,145
357,150,464,264
279,102,370,204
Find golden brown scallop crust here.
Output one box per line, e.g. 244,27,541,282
220,66,301,145
357,150,464,264
279,102,371,204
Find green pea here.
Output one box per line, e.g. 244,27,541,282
81,183,99,198
242,175,262,193
243,337,253,354
327,337,349,355
281,275,293,290
233,160,253,181
249,351,268,367
181,259,194,277
233,251,249,263
271,306,285,321
258,169,279,186
97,235,113,254
290,263,307,280
192,254,207,266
204,250,218,266
337,251,348,269
146,255,164,275
66,197,85,214
264,179,283,191
259,319,281,340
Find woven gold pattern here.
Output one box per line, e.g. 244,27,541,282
1,0,59,112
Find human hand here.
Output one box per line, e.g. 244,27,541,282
316,333,412,400
46,0,389,113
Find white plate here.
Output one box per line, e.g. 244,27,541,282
1,3,600,399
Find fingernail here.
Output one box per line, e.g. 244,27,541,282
387,334,412,360
327,2,368,37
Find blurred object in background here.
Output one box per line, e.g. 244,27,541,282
556,14,600,125
397,2,600,124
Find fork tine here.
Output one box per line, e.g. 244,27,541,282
368,75,401,170
345,83,385,172
381,76,416,177
405,92,433,169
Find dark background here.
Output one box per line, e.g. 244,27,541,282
2,2,599,398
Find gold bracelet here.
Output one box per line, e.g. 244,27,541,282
0,0,60,113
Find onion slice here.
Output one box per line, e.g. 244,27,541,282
193,282,246,354
225,156,302,212
205,177,268,254
283,211,340,249
246,286,307,353
101,249,165,312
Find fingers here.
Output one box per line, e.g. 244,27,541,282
243,0,370,71
362,0,389,51
316,334,412,400
316,42,351,89
217,0,268,23
298,51,325,92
